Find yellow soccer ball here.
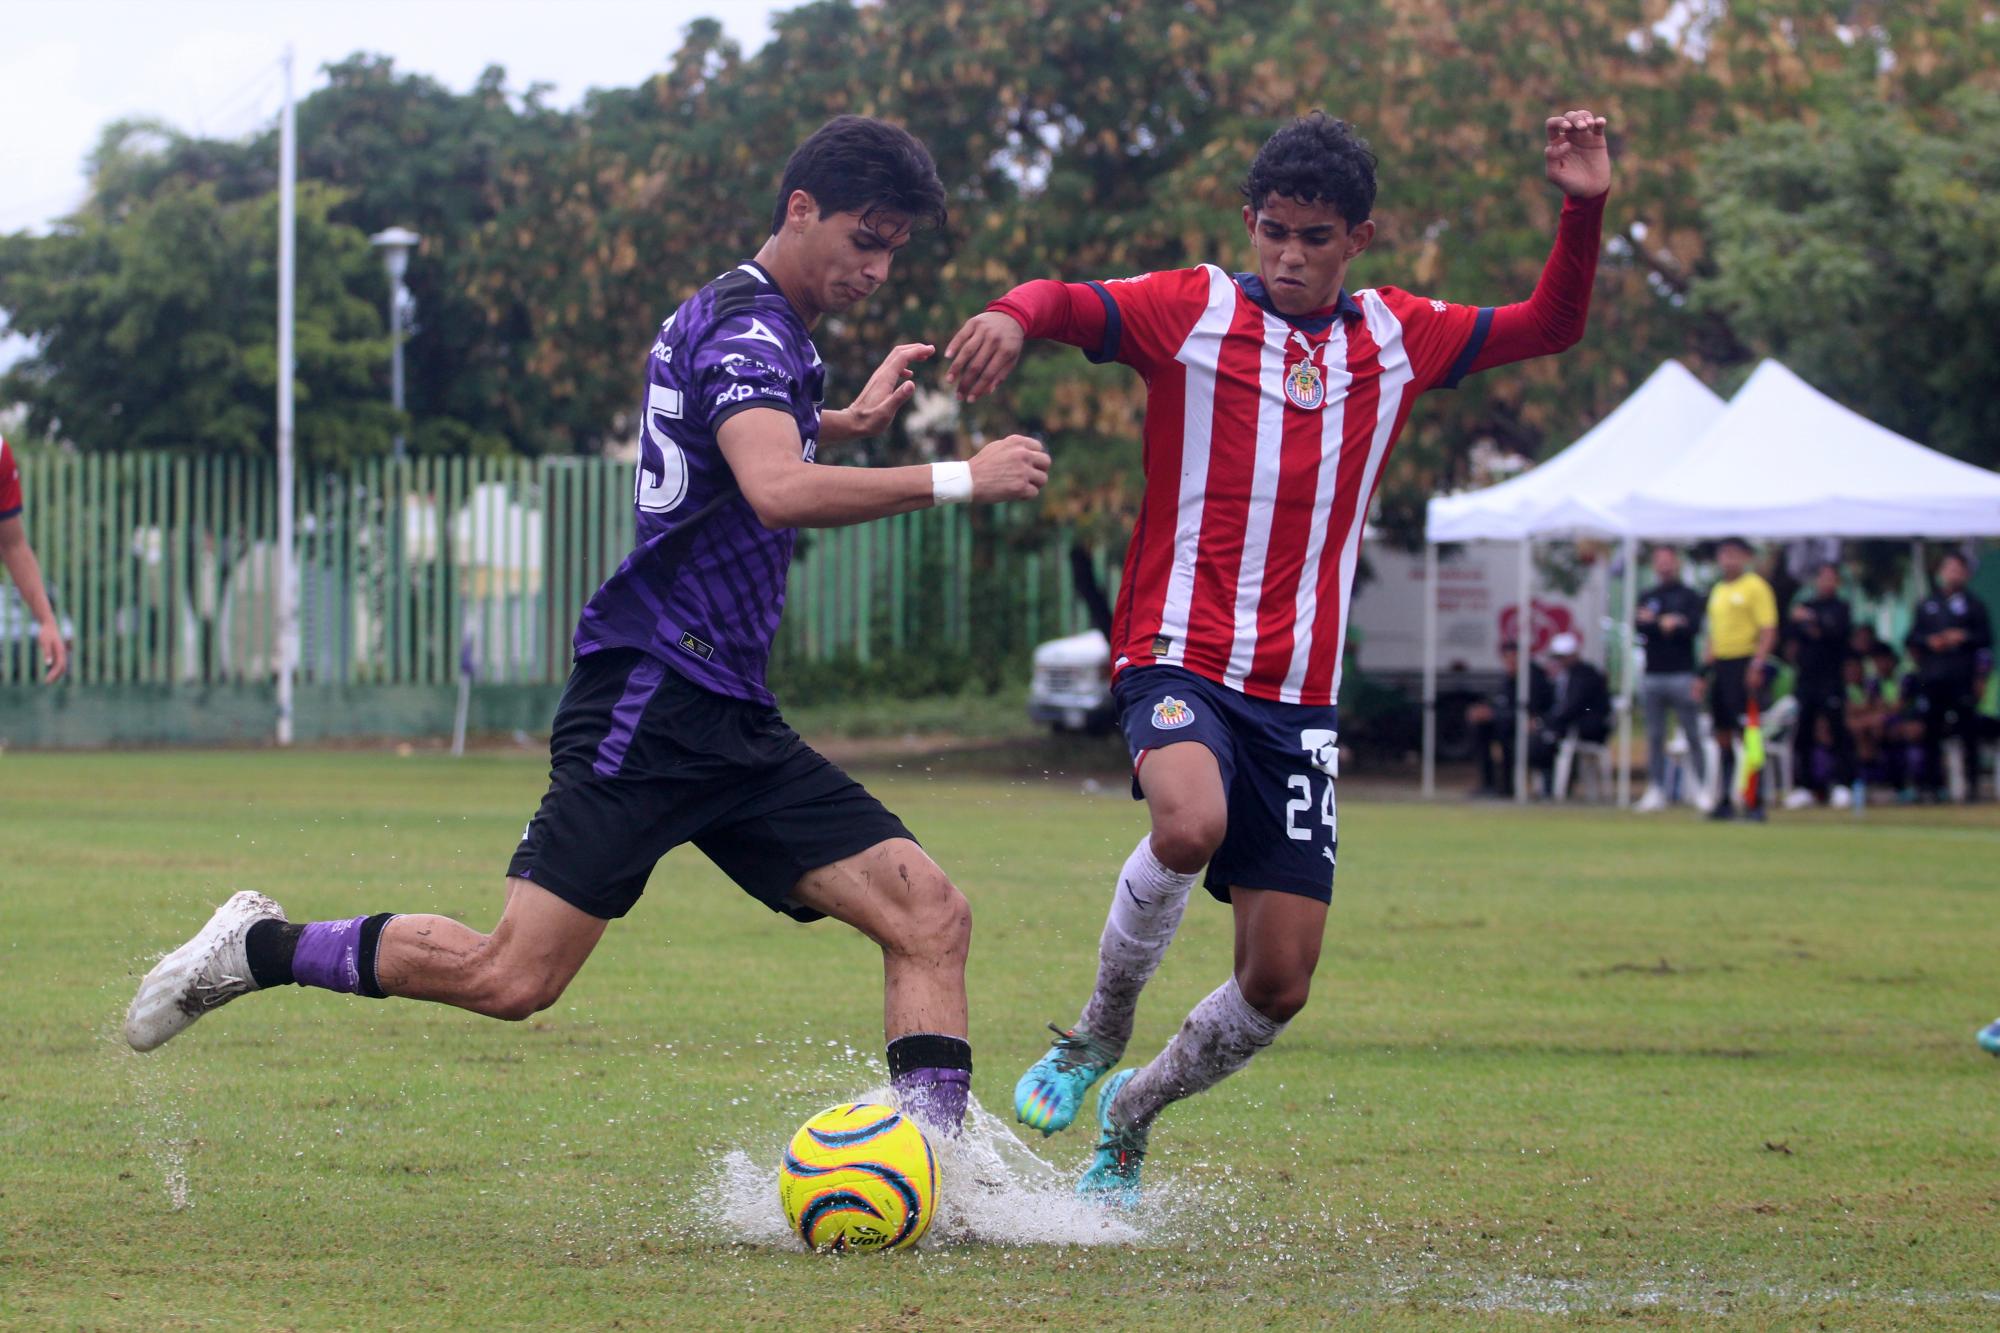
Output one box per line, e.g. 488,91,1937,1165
778,1102,939,1252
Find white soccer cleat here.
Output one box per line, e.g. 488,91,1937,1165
1633,787,1667,814
124,891,287,1052
1782,788,1817,811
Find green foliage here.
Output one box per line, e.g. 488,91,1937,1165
1694,86,2000,465
0,159,397,462
4,0,1998,512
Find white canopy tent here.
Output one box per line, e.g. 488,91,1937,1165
1420,361,1727,803
1420,357,2000,804
1618,360,2000,538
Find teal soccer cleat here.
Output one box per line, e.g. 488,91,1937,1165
1979,1017,2000,1056
1076,1068,1147,1209
1014,1023,1119,1136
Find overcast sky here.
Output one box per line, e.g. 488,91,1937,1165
1,0,784,235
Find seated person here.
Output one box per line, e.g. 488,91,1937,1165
1466,638,1552,797
1845,652,1891,787
1530,631,1611,793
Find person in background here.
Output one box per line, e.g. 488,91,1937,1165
1466,639,1552,798
1633,544,1705,812
1703,537,1778,822
1531,631,1611,796
0,435,69,683
1905,551,1992,802
1783,560,1853,809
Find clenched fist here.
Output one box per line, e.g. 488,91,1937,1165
968,434,1051,504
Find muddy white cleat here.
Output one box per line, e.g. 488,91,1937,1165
125,891,286,1052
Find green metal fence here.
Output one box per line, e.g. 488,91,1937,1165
0,452,1112,700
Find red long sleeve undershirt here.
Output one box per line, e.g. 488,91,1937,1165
989,190,1606,379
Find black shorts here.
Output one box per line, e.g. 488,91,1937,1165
1114,665,1339,905
1707,657,1770,731
506,649,913,922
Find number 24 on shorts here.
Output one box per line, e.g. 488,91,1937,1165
1285,773,1336,842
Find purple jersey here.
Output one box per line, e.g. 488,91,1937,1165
574,261,824,704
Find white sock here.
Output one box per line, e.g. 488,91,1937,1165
1111,976,1285,1131
1075,835,1199,1057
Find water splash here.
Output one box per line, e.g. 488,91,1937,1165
708,1084,1139,1250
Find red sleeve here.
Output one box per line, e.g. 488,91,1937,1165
989,268,1213,376
1458,192,1605,380
0,439,21,519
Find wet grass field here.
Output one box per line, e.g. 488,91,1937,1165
2,748,1996,1329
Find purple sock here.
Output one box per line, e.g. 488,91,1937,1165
292,916,370,994
893,1068,971,1137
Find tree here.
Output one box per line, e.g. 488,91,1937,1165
1694,84,2000,465
0,152,396,462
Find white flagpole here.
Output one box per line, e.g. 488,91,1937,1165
275,47,298,746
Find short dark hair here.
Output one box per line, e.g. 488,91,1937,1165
1717,536,1753,554
770,115,947,236
1936,550,1970,572
1240,111,1377,227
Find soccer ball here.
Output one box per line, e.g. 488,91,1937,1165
778,1102,939,1252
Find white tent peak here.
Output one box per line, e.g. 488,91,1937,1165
1618,358,2000,538
1426,359,1725,541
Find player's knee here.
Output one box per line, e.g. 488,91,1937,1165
1150,813,1225,874
478,973,568,1022
1237,967,1311,1023
884,870,970,963
464,948,570,1021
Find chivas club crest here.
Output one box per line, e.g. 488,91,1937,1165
1284,359,1325,410
1152,696,1196,730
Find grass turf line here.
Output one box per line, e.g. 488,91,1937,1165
1,749,1996,1330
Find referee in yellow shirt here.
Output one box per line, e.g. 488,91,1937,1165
1703,537,1779,821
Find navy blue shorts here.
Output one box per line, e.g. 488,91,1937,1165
1113,665,1340,904
507,649,913,922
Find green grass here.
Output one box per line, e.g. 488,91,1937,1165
2,749,1997,1330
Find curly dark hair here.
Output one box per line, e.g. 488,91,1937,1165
770,115,948,236
1239,111,1378,226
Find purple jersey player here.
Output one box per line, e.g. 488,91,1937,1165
126,117,1051,1141
572,261,827,705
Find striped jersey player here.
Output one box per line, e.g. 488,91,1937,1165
0,435,69,683
946,108,1612,1203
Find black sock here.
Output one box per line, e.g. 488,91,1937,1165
885,1032,973,1079
1718,748,1737,806
245,920,305,988
355,913,394,999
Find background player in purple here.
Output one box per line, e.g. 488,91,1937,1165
125,117,1052,1137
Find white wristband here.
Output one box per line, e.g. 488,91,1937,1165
930,461,973,506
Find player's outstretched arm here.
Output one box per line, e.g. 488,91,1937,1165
718,407,1049,530
1452,108,1612,379
945,278,1119,403
0,515,68,682
820,342,935,445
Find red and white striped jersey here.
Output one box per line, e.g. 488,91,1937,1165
0,436,21,520
990,192,1602,707
1093,268,1481,706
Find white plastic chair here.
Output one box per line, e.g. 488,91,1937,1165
1553,736,1611,802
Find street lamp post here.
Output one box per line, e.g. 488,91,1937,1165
369,226,421,460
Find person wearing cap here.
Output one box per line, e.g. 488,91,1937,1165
1531,631,1611,795
1703,536,1778,821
